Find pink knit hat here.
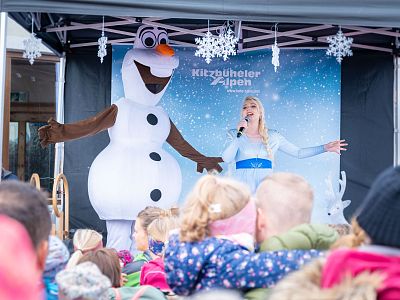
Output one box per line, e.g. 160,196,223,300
0,215,42,300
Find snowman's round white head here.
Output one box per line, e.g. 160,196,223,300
122,25,179,106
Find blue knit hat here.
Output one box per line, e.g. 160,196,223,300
44,236,70,279
356,166,400,248
56,262,111,300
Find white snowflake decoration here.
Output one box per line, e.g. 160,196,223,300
217,27,238,61
23,33,42,65
326,29,353,63
195,31,220,64
271,40,280,72
98,32,108,63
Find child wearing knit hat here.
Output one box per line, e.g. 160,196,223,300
56,261,111,300
77,248,168,299
269,166,400,300
44,236,70,300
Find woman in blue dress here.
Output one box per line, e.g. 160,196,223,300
222,96,347,193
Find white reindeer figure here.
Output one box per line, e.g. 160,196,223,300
325,171,351,224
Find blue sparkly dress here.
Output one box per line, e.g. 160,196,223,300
222,129,325,193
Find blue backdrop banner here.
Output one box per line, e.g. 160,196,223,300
112,46,341,222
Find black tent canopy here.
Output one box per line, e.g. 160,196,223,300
1,0,400,27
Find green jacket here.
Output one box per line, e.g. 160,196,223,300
261,223,339,252
245,224,338,300
109,286,166,300
124,252,152,287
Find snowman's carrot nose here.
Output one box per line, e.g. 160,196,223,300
156,44,174,56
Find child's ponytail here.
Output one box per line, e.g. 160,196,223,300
66,229,103,269
330,218,369,249
180,175,250,242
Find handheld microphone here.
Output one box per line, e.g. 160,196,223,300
237,116,250,138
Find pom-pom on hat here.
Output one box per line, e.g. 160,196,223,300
357,166,400,248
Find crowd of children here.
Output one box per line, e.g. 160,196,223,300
0,166,399,299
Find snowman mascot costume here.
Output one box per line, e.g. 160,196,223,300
39,25,223,250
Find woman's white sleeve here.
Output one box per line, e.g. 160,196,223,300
277,132,325,159
222,131,239,163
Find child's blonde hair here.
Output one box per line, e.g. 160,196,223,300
327,223,352,237
66,229,103,269
136,206,164,233
256,172,314,236
180,175,251,242
147,207,180,243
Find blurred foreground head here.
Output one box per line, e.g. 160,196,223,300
0,215,42,300
356,166,400,247
0,181,51,271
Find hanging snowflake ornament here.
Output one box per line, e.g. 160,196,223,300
217,27,238,61
271,40,280,72
326,29,353,64
23,32,42,65
195,31,220,64
97,16,108,63
270,24,280,72
98,32,108,63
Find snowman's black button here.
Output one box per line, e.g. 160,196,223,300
150,189,162,202
147,114,158,125
149,152,161,161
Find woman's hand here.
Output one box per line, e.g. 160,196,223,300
324,139,348,154
120,272,128,286
237,119,248,132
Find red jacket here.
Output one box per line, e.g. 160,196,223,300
140,257,170,291
322,248,400,300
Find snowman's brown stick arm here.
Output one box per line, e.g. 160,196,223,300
38,104,118,148
166,119,223,173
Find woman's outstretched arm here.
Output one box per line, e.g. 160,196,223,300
277,132,347,159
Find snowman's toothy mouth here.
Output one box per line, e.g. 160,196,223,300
134,60,171,94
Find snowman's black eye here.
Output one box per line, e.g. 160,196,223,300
141,31,156,48
145,37,154,46
158,32,168,45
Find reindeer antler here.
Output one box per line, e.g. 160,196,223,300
338,171,347,200
324,174,336,204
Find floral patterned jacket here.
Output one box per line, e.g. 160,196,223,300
164,233,322,296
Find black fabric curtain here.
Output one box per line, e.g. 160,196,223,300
341,51,394,220
2,0,400,27
64,47,111,236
